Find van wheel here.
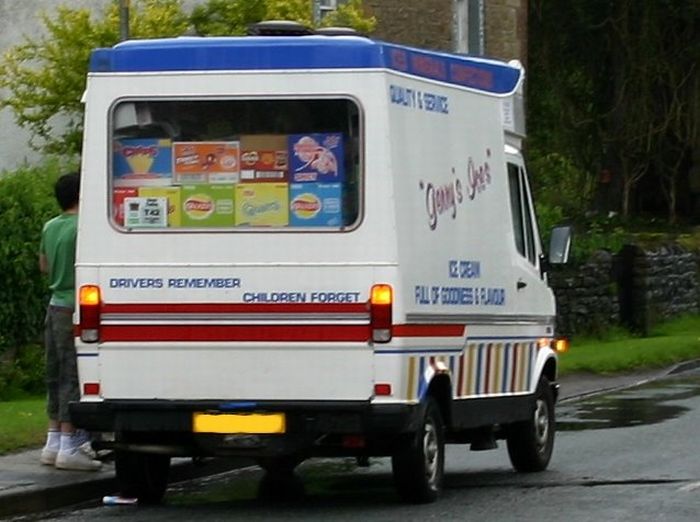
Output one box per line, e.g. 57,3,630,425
115,451,171,504
506,376,555,472
391,397,445,503
256,455,302,473
257,457,305,501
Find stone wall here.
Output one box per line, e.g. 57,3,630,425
548,251,620,338
618,244,699,334
549,244,700,338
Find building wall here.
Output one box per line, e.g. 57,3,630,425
484,0,528,66
364,0,453,51
365,0,527,63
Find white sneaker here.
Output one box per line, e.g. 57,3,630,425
55,446,102,471
40,447,58,466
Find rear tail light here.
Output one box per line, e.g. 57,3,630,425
374,383,392,396
83,382,101,396
79,285,101,343
370,284,392,343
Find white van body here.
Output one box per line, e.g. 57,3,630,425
73,33,560,503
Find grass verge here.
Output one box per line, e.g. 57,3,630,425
0,397,46,455
559,315,700,375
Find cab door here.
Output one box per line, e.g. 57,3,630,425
506,153,555,318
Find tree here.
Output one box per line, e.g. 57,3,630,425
190,0,375,38
189,0,268,35
319,0,376,34
0,0,375,159
0,0,190,157
528,0,700,224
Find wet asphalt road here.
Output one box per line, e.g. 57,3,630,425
22,369,700,522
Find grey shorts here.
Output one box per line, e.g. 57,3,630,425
44,305,79,423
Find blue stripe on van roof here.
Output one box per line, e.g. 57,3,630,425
89,36,522,95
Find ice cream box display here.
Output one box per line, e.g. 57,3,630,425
288,133,344,183
123,197,168,228
289,183,343,227
180,184,235,227
113,139,173,187
113,188,137,226
138,187,182,227
173,142,240,184
239,134,289,183
234,183,289,227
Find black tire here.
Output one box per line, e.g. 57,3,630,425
115,451,171,504
256,455,302,473
506,376,555,472
256,457,305,501
257,469,306,501
391,397,445,503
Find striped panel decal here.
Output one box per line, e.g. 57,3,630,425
466,344,476,395
475,343,484,395
453,340,541,397
95,303,468,343
501,343,510,394
510,342,519,392
101,324,369,343
399,339,543,401
527,342,535,391
417,356,427,399
518,343,528,392
407,356,417,401
494,343,503,393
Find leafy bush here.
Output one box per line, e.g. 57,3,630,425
569,216,627,262
0,160,68,359
529,151,628,261
0,344,45,400
529,151,594,220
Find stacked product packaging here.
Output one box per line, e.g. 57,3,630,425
112,133,345,228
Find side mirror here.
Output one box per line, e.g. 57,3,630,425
548,225,572,265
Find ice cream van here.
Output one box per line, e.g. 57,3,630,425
72,22,571,504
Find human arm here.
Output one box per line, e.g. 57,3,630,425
39,252,49,274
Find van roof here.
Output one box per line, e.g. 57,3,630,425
89,36,522,96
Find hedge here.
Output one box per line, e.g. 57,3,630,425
0,160,68,395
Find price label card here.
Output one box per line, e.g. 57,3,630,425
123,197,168,228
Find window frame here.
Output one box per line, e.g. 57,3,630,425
507,161,539,267
107,94,365,234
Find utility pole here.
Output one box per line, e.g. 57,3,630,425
119,0,130,41
312,0,322,26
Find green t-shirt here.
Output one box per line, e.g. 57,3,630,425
40,213,78,308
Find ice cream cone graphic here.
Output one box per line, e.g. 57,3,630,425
125,147,156,174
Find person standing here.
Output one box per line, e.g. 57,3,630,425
38,172,101,471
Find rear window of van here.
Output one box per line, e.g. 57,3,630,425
109,98,361,231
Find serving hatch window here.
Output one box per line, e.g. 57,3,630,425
110,98,361,231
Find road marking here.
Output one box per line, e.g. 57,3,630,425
679,481,700,492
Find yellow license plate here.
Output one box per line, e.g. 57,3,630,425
192,412,286,434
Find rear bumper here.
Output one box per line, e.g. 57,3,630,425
70,399,424,458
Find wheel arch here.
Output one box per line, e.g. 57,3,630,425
542,356,557,383
542,355,558,401
426,374,452,429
